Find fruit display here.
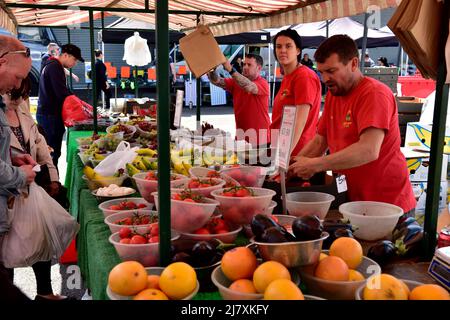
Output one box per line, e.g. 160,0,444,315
153,191,219,233
107,261,198,300
211,187,275,225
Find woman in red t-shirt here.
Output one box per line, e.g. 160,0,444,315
270,29,322,157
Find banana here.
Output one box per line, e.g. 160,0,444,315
133,156,147,171
126,163,141,177
136,148,157,157
178,147,194,157
83,166,96,180
141,156,155,170
202,152,214,167
173,162,189,176
94,153,106,160
224,153,239,165
149,161,158,170
182,161,192,174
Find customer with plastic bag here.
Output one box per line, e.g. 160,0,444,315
2,77,78,301
0,34,37,301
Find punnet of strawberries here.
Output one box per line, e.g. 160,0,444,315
171,190,207,203
221,186,254,197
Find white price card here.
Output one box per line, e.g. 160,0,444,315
336,175,348,193
275,106,297,170
174,90,184,128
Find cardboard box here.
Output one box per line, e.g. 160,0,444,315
413,180,448,213
179,25,227,78
405,122,450,153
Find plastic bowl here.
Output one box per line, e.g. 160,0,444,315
152,192,219,233
211,187,276,225
298,251,382,300
171,178,226,198
106,124,136,140
220,166,267,187
109,232,179,267
104,209,158,234
98,197,152,218
179,224,242,243
243,213,295,238
82,174,128,192
133,172,189,203
354,279,423,300
286,192,335,220
339,201,404,241
211,264,301,300
91,187,137,203
135,122,157,139
262,200,277,215
250,232,329,268
106,266,199,300
189,167,241,188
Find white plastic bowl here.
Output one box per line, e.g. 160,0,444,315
189,167,241,188
339,201,404,241
104,209,158,233
106,124,136,140
355,279,423,300
152,192,219,233
107,267,199,300
109,232,179,267
132,172,189,203
179,224,242,243
171,178,226,198
82,174,128,192
98,197,152,218
220,166,267,187
286,192,335,220
211,187,276,225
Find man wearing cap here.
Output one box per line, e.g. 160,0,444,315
37,43,84,167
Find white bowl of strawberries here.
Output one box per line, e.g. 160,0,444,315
211,187,276,225
179,216,242,243
104,209,158,234
133,171,189,203
98,198,153,218
171,178,226,198
152,190,219,233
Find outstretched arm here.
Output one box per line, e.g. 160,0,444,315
207,69,226,89
223,61,258,94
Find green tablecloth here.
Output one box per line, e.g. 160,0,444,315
65,130,93,190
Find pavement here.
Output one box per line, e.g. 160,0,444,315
13,105,271,300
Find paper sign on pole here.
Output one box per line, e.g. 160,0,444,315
275,106,297,170
174,90,184,128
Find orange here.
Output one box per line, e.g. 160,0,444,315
229,279,257,294
319,253,328,261
108,261,148,296
221,247,257,281
363,274,408,300
133,288,169,300
146,275,161,290
409,284,450,300
399,280,410,297
314,256,349,281
264,279,304,300
159,262,197,300
253,261,291,293
348,269,365,281
329,237,363,269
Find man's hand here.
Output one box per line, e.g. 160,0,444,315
12,154,37,167
19,165,36,184
223,61,233,73
288,156,322,180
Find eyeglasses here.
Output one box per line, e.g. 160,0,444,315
0,47,31,59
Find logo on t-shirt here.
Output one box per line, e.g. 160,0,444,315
343,110,352,128
281,89,290,98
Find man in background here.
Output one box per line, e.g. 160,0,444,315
41,42,80,82
94,49,112,110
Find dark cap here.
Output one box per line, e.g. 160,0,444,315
61,44,84,62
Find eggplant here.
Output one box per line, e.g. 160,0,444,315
322,220,355,249
171,252,192,264
334,228,354,239
260,227,290,243
251,214,279,238
393,224,424,257
367,240,397,267
191,241,216,267
292,216,323,241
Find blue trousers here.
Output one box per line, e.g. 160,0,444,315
36,114,65,168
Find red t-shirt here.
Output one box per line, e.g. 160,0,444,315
317,77,416,213
270,65,321,156
224,76,270,146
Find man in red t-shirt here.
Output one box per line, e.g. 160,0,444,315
208,54,270,147
288,35,416,215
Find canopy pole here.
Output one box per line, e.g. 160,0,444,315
89,10,98,134
196,15,201,130
156,0,171,267
67,27,73,91
423,0,450,260
268,43,271,107
360,13,369,70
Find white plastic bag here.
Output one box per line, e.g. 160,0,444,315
94,141,139,177
2,183,79,268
